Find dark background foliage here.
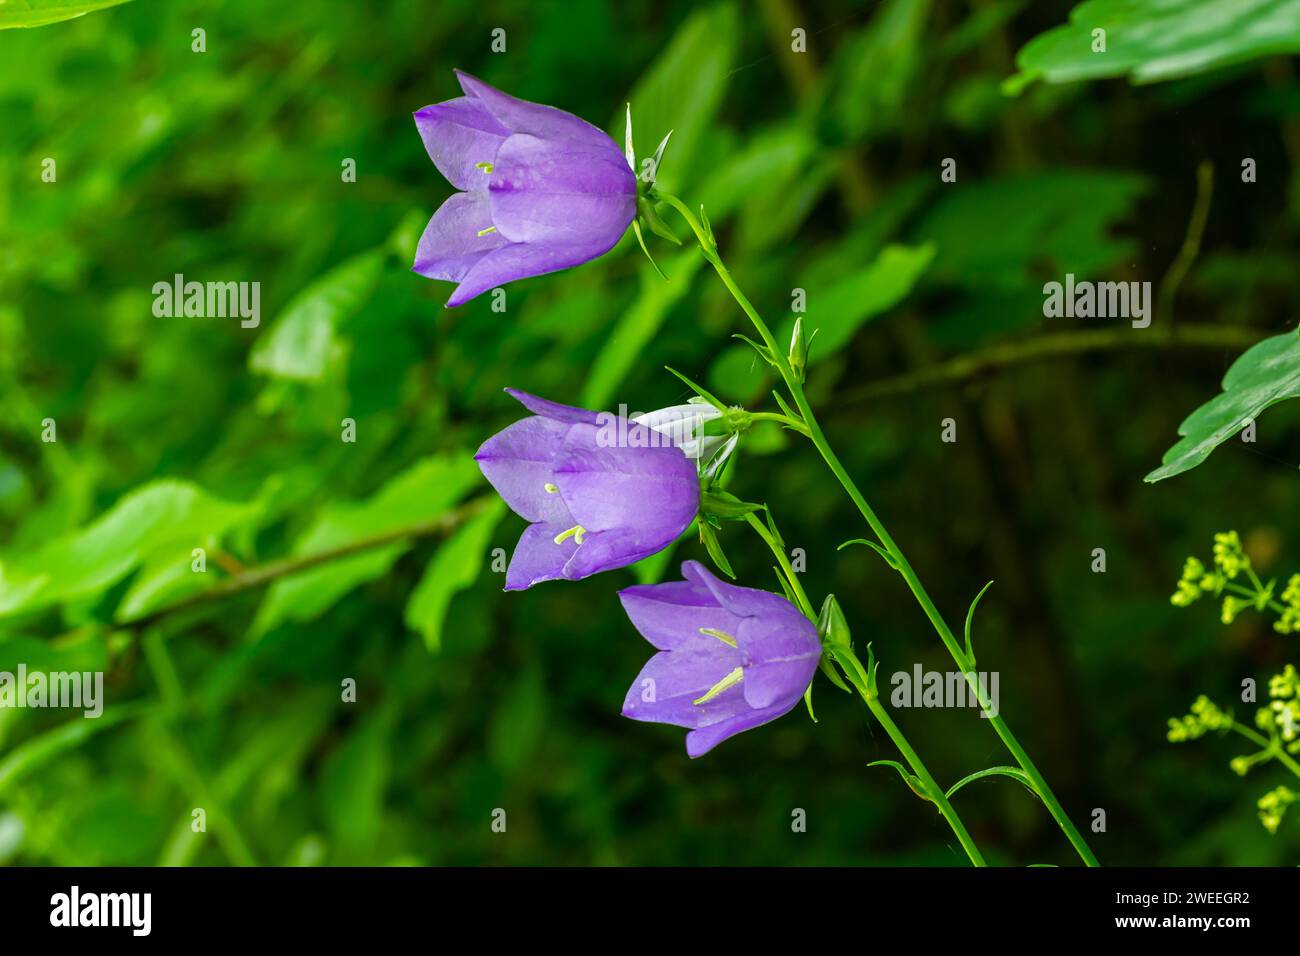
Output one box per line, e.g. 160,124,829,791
2,0,1299,865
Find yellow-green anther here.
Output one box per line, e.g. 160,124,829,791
694,666,744,705
553,524,586,546
475,162,494,173
477,225,498,236
698,627,737,647
544,483,559,493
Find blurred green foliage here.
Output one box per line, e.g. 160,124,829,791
2,0,1300,866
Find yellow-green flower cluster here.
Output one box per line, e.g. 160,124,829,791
1269,664,1300,743
1167,695,1233,742
1258,785,1296,834
1213,531,1251,579
1170,557,1208,607
1277,575,1300,634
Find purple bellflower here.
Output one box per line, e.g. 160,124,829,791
474,389,699,591
619,561,822,757
413,71,637,307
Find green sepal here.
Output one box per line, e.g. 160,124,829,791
773,565,798,604
762,509,785,551
698,520,736,579
700,489,764,520
663,366,727,412
817,593,852,653
636,194,681,245
818,656,852,694
632,220,668,280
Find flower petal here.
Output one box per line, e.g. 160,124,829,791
618,580,738,650
555,424,699,536
504,521,580,591
413,97,510,192
738,613,821,711
504,388,600,425
489,132,635,246
621,646,744,729
455,69,615,150
444,240,616,307
684,702,795,757
682,560,796,622
413,191,508,285
474,415,574,523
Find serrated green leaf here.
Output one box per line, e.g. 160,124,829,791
1146,331,1300,482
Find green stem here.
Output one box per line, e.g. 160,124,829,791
660,189,1099,867
743,512,987,866
1229,721,1300,780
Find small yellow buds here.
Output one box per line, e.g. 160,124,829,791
1277,575,1300,634
1258,785,1296,833
1220,595,1247,625
1167,694,1233,742
553,525,586,546
698,627,738,648
1212,530,1250,579
693,666,744,705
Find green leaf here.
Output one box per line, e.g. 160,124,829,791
838,538,900,570
252,456,481,636
945,766,1041,802
868,759,933,802
487,666,547,772
773,245,934,365
0,481,259,619
0,0,133,29
917,172,1148,294
405,499,505,651
1010,0,1300,89
249,250,386,382
580,250,705,409
0,703,147,795
963,580,995,668
1146,331,1300,482
321,706,394,853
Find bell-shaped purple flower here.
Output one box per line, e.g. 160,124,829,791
413,71,637,307
620,561,822,757
475,389,699,591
